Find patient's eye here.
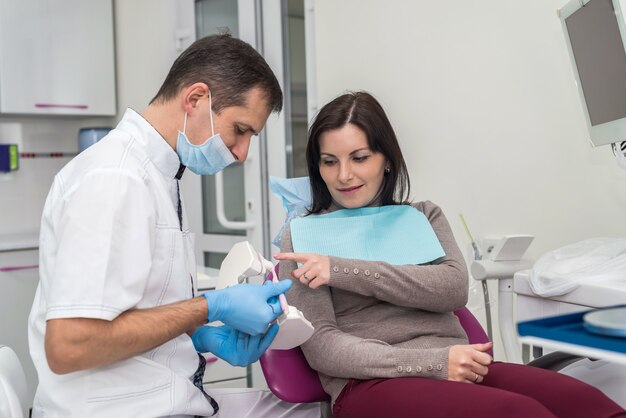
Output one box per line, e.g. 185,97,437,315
321,158,337,166
352,154,370,162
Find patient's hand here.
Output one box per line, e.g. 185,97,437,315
274,252,330,289
447,342,493,384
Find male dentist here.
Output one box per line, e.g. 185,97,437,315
28,34,291,417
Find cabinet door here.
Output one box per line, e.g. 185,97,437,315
0,0,116,116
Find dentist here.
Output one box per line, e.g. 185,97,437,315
28,34,291,417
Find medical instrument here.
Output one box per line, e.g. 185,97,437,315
459,213,498,341
488,235,534,262
459,213,482,261
611,141,626,170
470,235,535,363
584,307,626,338
215,241,314,350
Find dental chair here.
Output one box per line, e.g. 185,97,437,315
259,268,493,405
0,345,28,418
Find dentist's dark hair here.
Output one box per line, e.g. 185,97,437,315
151,34,282,114
306,91,411,214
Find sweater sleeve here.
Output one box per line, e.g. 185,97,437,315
326,201,468,312
280,225,450,381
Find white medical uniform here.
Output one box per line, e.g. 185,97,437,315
28,108,214,417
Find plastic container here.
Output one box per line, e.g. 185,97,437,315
78,127,112,152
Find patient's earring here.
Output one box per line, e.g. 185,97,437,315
384,166,391,174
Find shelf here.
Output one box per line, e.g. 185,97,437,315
518,307,626,366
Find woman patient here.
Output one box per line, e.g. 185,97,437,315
274,91,625,418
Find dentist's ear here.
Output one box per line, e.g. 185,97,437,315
182,82,209,113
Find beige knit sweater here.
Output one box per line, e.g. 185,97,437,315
279,200,469,406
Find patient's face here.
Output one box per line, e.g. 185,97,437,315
318,123,386,209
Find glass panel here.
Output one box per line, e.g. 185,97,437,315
195,0,245,236
204,251,227,269
285,0,308,178
202,164,246,236
195,0,239,37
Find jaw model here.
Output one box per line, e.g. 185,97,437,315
270,306,314,350
215,241,314,350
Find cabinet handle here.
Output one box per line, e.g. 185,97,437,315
0,265,38,272
35,103,88,109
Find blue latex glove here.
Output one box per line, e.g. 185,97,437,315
203,280,292,335
192,324,279,367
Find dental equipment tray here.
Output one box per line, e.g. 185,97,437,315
517,306,626,355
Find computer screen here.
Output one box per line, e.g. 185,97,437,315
560,0,626,146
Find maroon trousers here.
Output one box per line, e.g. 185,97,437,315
332,362,626,418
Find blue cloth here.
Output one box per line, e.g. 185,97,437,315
269,176,312,247
290,205,445,265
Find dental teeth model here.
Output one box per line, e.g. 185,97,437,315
215,241,314,350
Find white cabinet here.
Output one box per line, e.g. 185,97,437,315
0,0,116,116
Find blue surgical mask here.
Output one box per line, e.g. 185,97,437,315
176,91,236,175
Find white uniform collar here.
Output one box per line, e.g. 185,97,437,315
117,108,182,179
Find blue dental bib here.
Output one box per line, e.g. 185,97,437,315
290,205,445,265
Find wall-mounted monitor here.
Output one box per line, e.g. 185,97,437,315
559,0,626,146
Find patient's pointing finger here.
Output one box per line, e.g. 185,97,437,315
274,252,302,261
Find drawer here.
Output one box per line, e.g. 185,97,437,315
202,355,247,383
203,378,248,390
0,249,38,266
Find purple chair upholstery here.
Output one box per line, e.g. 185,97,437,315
453,307,493,356
260,345,330,403
260,300,492,403
259,268,331,402
261,264,492,403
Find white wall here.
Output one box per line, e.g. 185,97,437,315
312,0,626,358
0,117,109,235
